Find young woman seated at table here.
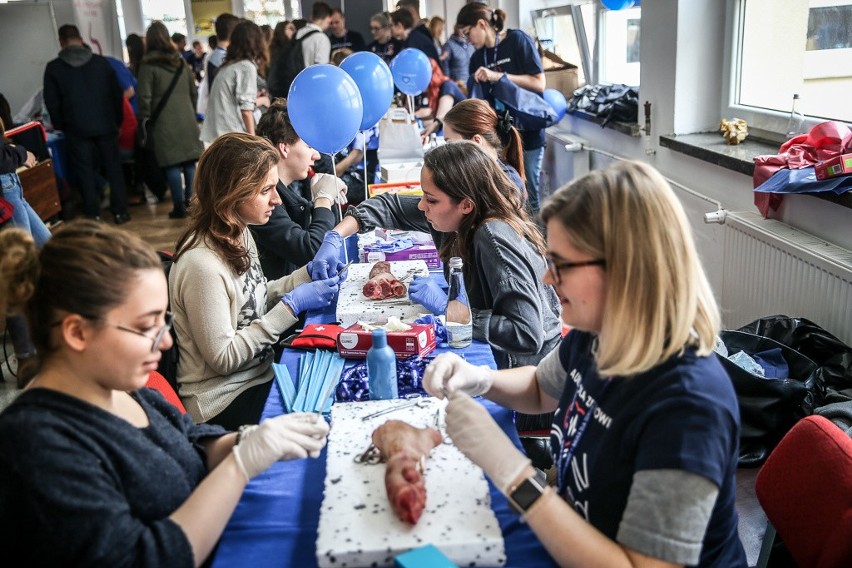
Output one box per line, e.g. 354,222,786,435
252,98,347,280
441,98,526,197
0,221,329,567
424,161,747,567
170,133,344,430
332,141,561,370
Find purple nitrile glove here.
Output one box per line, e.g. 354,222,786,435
282,277,339,315
409,275,448,315
311,231,345,280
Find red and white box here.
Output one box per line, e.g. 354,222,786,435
336,323,436,359
814,153,852,181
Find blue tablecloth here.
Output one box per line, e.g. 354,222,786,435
212,346,556,567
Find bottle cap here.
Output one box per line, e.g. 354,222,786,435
449,256,463,269
372,328,387,338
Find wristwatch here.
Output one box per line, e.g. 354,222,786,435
507,468,548,516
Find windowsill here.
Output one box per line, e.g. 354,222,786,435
567,109,641,137
658,132,852,210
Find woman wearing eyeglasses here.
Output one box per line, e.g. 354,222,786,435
170,133,342,430
0,221,329,566
367,12,404,65
425,161,747,567
456,3,547,214
333,141,561,371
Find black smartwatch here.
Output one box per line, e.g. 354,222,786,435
507,468,548,516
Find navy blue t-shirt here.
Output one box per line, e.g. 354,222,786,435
551,331,747,567
405,27,440,62
369,38,404,64
467,29,546,150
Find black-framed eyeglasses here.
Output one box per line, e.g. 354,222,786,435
53,312,174,353
461,26,472,38
545,256,606,285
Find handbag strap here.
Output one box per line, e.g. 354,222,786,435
149,65,184,125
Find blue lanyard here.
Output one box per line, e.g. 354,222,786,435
556,377,611,496
485,33,500,69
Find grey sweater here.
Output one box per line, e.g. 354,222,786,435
169,231,310,422
347,194,561,368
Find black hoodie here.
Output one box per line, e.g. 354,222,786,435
43,45,123,138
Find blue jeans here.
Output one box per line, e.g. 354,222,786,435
1,172,51,247
164,161,196,207
523,145,545,213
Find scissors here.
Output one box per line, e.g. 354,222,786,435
359,395,431,421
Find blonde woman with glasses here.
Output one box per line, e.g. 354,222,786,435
424,161,747,568
367,12,403,64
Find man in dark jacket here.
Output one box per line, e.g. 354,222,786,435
43,24,130,223
252,99,344,280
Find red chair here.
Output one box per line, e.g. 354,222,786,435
146,370,186,413
755,415,852,568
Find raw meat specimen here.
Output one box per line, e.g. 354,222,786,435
372,420,442,524
362,261,407,300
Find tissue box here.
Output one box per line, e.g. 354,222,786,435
362,242,441,270
814,153,852,180
381,161,423,183
337,323,436,359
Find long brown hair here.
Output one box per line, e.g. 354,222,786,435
173,132,279,275
145,21,177,55
0,221,161,386
423,142,544,272
443,98,525,182
225,20,270,76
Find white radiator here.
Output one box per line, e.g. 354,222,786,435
720,211,852,346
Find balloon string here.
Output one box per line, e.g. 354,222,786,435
362,129,369,203
329,153,349,264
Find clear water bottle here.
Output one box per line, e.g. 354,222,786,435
367,328,398,400
445,256,473,348
785,94,804,139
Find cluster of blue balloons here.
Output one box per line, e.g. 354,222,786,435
287,48,432,155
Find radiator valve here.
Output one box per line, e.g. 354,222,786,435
704,209,728,224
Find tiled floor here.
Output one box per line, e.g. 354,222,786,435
0,198,189,410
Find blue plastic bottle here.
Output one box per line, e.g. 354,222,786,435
367,328,398,400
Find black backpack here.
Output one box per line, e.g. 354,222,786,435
268,30,320,99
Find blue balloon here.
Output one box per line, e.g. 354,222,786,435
340,51,394,130
287,64,363,154
601,0,635,9
389,48,431,96
543,89,568,122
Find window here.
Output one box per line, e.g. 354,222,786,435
531,3,597,86
732,0,852,127
142,0,188,38
599,6,641,86
243,0,288,28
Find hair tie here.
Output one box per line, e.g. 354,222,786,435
496,110,513,144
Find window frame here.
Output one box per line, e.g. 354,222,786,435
721,0,840,138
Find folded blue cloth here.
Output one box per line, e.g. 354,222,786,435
364,237,414,253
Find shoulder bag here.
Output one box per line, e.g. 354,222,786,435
137,65,184,150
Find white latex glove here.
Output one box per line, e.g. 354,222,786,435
310,173,347,205
422,352,493,399
233,412,329,481
446,391,531,494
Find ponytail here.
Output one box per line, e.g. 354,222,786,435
495,110,525,182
